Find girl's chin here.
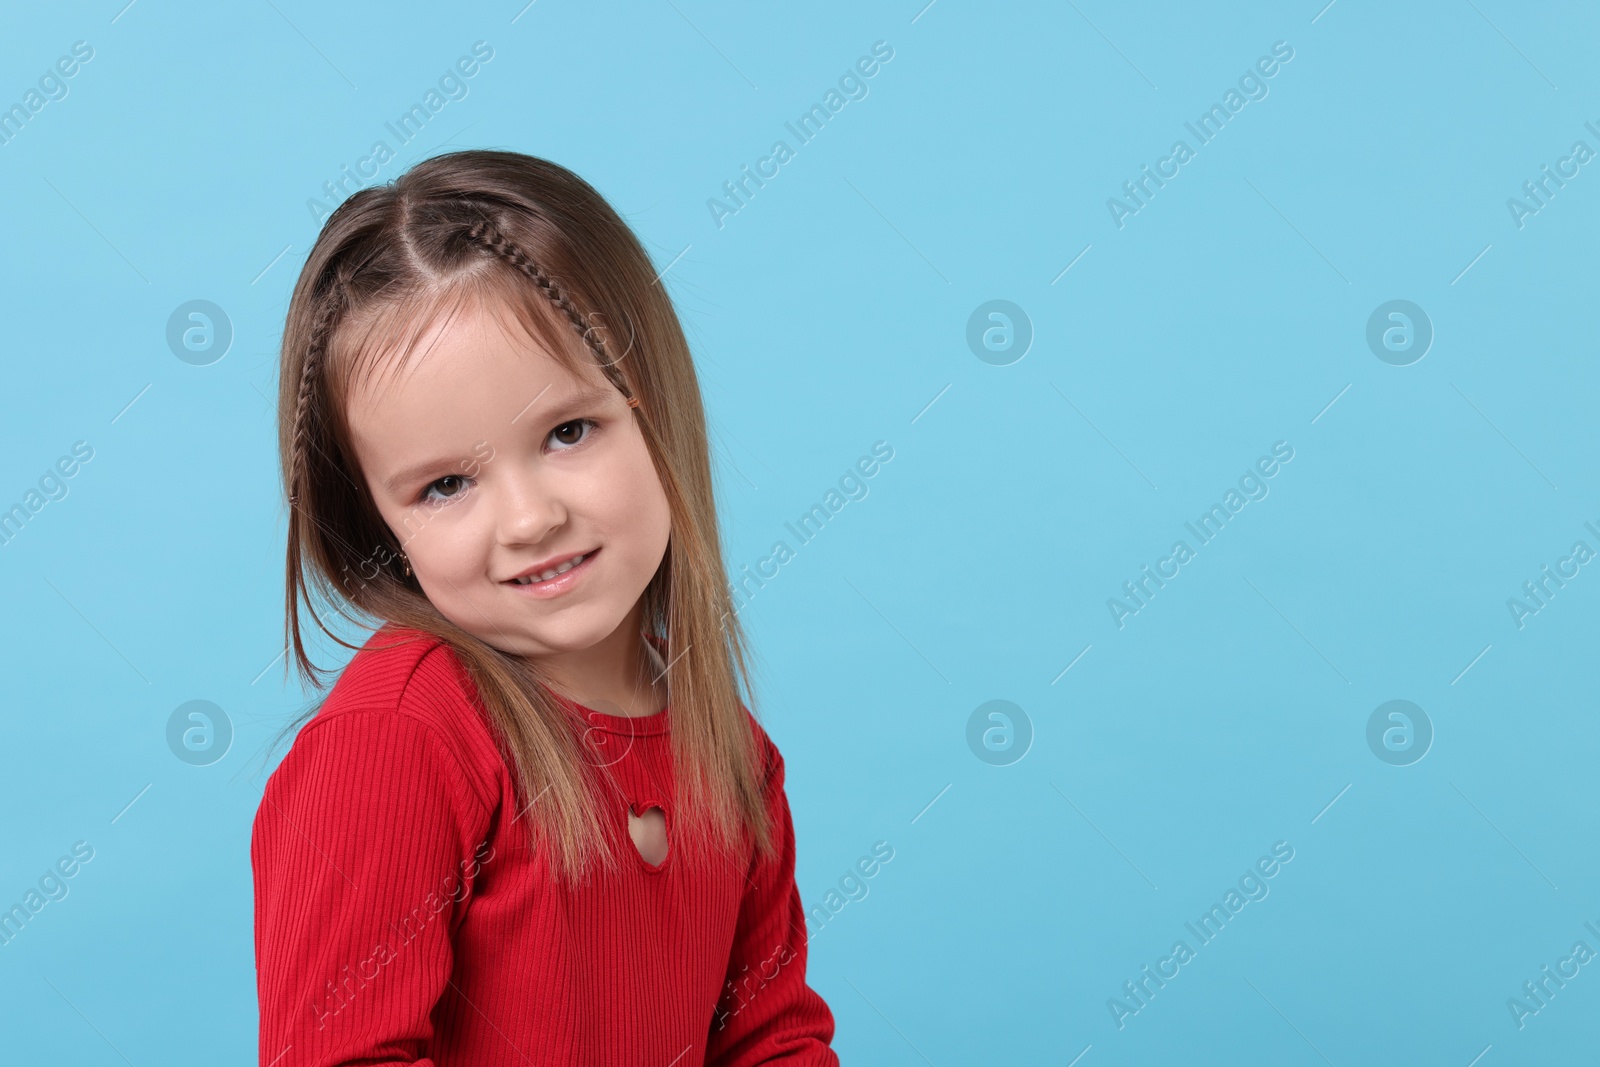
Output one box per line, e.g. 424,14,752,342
484,611,636,659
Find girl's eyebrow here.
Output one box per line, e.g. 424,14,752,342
381,384,618,496
383,457,464,496
511,383,615,426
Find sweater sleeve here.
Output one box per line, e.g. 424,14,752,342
705,735,840,1066
252,709,492,1067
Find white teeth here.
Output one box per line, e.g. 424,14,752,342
514,553,586,584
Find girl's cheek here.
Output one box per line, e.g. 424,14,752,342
614,446,659,502
467,521,502,573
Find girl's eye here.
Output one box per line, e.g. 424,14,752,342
548,418,598,451
415,420,596,504
420,474,470,506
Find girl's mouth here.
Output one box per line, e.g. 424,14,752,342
505,549,599,599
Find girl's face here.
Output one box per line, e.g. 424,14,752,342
344,296,672,661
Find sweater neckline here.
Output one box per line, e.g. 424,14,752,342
578,702,671,737
559,629,672,736
550,688,670,735
378,621,674,736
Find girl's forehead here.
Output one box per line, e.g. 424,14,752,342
346,293,589,410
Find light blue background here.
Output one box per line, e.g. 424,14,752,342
2,1,1597,1063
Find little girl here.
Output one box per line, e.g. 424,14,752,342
252,150,840,1066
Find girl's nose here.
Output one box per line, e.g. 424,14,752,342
496,470,567,548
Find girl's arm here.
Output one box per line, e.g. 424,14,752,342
252,709,491,1067
705,728,841,1066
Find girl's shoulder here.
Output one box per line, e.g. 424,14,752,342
740,705,786,796
272,623,505,816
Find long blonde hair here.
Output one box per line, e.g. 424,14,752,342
271,149,773,886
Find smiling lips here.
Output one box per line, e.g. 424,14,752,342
504,548,599,599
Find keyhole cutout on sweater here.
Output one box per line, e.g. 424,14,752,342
627,804,669,867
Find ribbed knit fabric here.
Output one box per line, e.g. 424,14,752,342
252,623,839,1066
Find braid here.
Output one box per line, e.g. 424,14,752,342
287,279,347,507
463,213,636,398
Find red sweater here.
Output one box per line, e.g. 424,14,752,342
251,623,839,1066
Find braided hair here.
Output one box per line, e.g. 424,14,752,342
285,280,346,508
